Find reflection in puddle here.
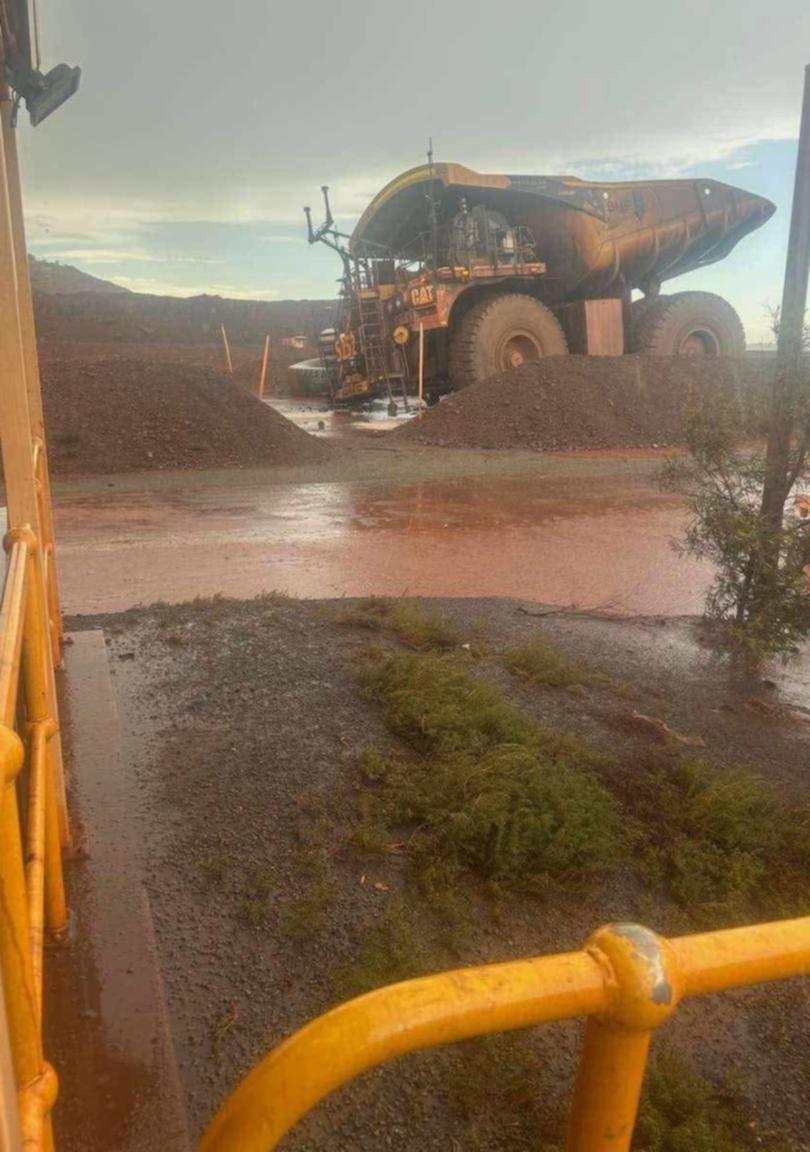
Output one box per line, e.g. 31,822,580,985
55,470,711,617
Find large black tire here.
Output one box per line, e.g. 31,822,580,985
632,291,745,356
449,293,568,388
629,294,658,338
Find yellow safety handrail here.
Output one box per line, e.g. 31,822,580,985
1,79,69,1150
200,917,810,1152
0,528,67,1151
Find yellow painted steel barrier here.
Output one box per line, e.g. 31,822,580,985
200,916,810,1152
0,69,69,1152
0,528,68,1152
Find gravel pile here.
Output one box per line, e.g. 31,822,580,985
39,351,331,475
395,355,772,451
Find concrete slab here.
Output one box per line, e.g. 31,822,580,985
46,630,190,1152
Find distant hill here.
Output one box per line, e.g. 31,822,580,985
31,282,336,352
24,256,337,348
29,256,130,296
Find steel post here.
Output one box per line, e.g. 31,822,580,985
760,65,810,528
0,973,24,1151
1,104,62,661
7,530,69,848
259,335,270,397
0,727,41,1090
777,64,810,375
565,925,682,1151
199,918,809,1152
0,100,69,848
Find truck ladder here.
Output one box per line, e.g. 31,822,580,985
357,291,400,401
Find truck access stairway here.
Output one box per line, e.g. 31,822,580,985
356,291,391,389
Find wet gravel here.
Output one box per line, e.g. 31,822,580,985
68,597,810,1151
37,348,334,475
395,355,770,451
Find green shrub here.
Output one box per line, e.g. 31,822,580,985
543,1047,788,1152
359,649,536,756
376,744,620,887
633,1045,784,1152
337,597,460,650
356,651,621,888
627,757,807,920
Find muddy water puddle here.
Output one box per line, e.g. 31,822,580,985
54,468,711,616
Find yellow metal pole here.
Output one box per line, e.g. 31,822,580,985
199,917,810,1152
566,924,682,1151
0,541,29,727
24,724,48,1021
200,949,606,1152
0,103,39,536
0,726,42,1091
1,105,62,661
417,322,424,417
258,335,270,398
0,100,69,849
24,717,66,1023
13,533,69,848
42,728,67,940
567,1023,652,1152
32,442,60,667
0,969,24,1152
221,324,233,374
674,917,810,996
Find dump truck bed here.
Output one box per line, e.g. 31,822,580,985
351,163,775,301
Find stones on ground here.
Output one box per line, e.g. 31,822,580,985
38,348,333,475
394,354,771,452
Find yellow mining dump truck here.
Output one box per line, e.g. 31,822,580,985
305,162,775,403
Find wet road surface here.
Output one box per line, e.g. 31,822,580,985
52,451,711,616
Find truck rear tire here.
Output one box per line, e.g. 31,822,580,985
449,293,568,388
632,291,745,356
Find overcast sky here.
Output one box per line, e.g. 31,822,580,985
17,0,810,342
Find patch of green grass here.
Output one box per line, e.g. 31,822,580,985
635,1045,739,1151
540,1047,789,1152
280,843,336,941
334,897,438,999
633,1045,790,1152
234,865,273,927
349,788,392,856
447,1032,558,1150
281,877,335,941
622,756,810,922
197,854,227,887
276,792,339,940
355,650,621,889
359,648,536,756
370,744,620,889
502,637,587,690
337,597,461,651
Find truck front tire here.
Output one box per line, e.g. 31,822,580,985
449,293,568,389
632,291,745,356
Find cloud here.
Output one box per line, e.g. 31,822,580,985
106,274,285,300
54,247,164,264
49,247,223,266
